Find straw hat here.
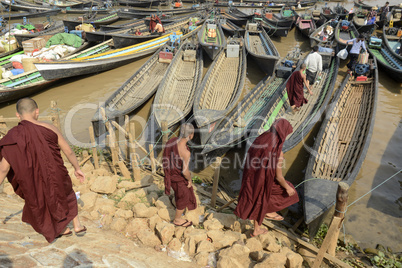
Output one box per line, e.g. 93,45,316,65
372,6,378,10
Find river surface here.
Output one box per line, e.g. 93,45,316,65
0,0,401,252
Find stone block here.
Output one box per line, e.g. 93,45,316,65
155,222,175,245
110,218,127,232
115,209,133,219
196,240,215,253
254,252,287,268
90,176,117,194
203,218,224,231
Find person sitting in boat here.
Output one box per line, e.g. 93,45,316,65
305,46,322,86
366,15,376,25
153,22,164,34
135,29,142,36
345,34,367,76
369,6,378,18
319,30,329,41
286,63,312,112
296,1,301,9
234,118,299,237
149,14,161,32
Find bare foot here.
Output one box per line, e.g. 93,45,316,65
74,226,86,233
265,213,284,221
252,228,268,237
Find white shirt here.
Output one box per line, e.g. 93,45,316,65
347,38,366,54
305,52,322,73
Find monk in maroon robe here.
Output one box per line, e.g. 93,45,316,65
163,123,196,227
149,14,162,32
234,119,299,237
0,98,87,243
286,63,312,111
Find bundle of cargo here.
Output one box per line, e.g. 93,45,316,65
75,23,95,32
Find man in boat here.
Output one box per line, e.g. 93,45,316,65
153,22,165,34
135,28,142,36
304,45,323,86
286,63,312,111
149,14,162,33
345,34,367,76
234,119,299,237
0,98,87,243
162,123,196,228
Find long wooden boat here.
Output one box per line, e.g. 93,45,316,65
352,14,378,34
35,26,201,80
312,8,326,27
333,4,352,20
244,22,280,76
1,0,53,12
14,21,65,46
34,0,84,8
153,40,203,129
112,16,202,49
215,1,316,11
367,36,402,83
257,17,290,37
278,5,298,24
201,46,303,155
296,14,316,37
0,41,92,104
321,6,336,21
334,20,359,49
61,7,111,14
198,19,226,60
353,0,397,12
92,43,173,135
85,20,148,43
117,0,161,7
220,18,245,36
220,11,247,26
309,19,337,48
265,13,294,29
303,55,378,224
2,9,60,19
63,13,120,31
382,25,402,60
119,5,208,15
193,37,246,145
228,7,253,19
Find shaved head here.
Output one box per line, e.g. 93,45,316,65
16,98,38,115
179,123,194,138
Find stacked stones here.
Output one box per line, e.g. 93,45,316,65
1,160,304,268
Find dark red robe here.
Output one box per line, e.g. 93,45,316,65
162,137,196,211
149,16,162,32
234,119,299,225
286,70,308,108
0,120,78,243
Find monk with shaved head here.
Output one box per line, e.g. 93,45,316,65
0,98,87,242
163,123,196,227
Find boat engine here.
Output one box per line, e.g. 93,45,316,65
369,36,382,49
355,64,370,76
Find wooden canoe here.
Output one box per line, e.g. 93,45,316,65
112,15,204,49
312,8,326,27
352,14,378,34
296,15,317,37
14,21,65,46
309,19,337,48
220,11,247,26
117,0,161,7
382,25,402,60
257,17,290,37
227,7,253,19
99,19,141,31
0,41,92,104
92,44,173,136
35,26,201,81
193,37,246,145
367,36,402,83
202,46,303,155
63,13,120,31
334,20,359,49
244,22,280,76
1,0,54,12
1,9,60,19
220,18,245,36
85,20,148,43
152,40,203,129
303,56,378,224
198,19,226,60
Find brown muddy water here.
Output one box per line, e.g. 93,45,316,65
0,0,401,252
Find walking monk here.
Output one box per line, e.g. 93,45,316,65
234,119,299,237
0,98,86,242
163,123,196,227
286,63,312,111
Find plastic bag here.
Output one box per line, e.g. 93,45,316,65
337,47,348,60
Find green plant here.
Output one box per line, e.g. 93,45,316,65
312,224,328,247
192,176,202,184
370,251,402,268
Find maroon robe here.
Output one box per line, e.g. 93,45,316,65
162,137,196,211
0,120,78,243
149,16,161,32
234,119,299,225
286,70,308,108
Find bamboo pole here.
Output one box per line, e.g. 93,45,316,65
118,161,131,180
327,182,349,256
161,120,168,147
88,126,100,169
210,157,222,208
132,154,141,181
149,144,156,174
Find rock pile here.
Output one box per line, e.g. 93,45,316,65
1,161,304,268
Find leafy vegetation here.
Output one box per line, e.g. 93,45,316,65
370,250,402,268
